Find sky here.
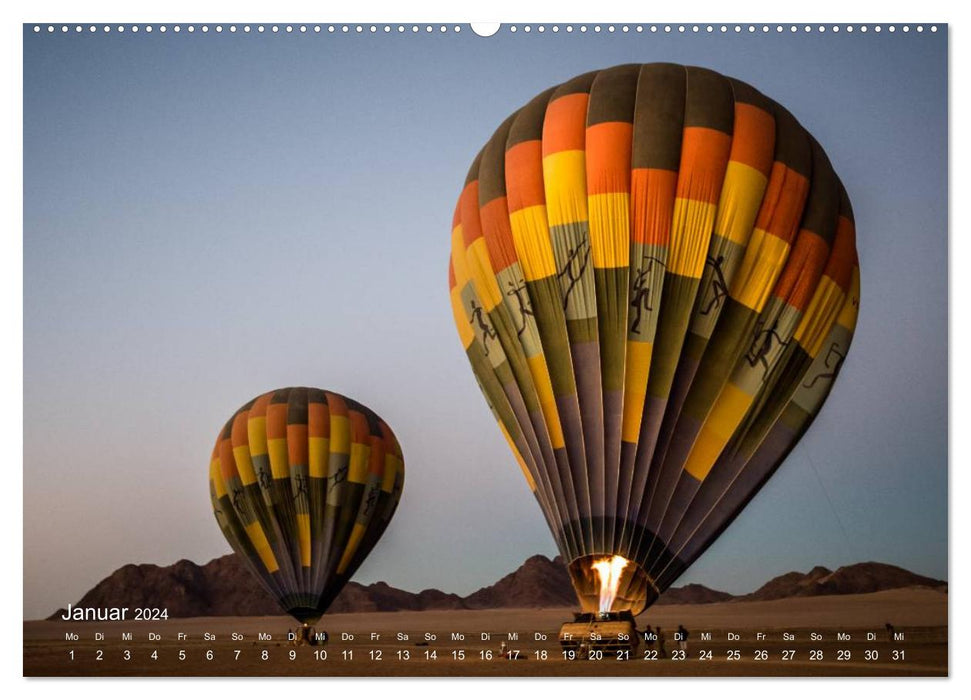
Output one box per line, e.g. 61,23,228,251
23,24,947,619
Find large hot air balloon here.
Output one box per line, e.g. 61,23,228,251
209,387,404,625
448,64,859,617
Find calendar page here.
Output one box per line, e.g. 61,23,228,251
21,16,948,680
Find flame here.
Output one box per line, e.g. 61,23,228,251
591,555,629,614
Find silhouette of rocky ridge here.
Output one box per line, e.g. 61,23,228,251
47,555,945,620
464,555,577,609
737,562,946,602
656,583,735,605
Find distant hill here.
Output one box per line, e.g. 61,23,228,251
47,554,946,620
49,556,277,620
464,555,578,609
737,562,947,602
48,555,464,620
327,581,467,613
656,583,734,606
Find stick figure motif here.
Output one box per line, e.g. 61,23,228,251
257,468,273,491
630,255,666,335
506,278,534,337
469,299,498,356
745,318,789,378
700,254,729,316
231,486,246,514
802,342,846,389
363,486,379,516
292,473,309,502
557,239,590,312
328,463,348,487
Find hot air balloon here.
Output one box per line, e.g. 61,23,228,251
209,387,404,627
448,63,859,618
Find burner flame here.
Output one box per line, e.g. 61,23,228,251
591,555,630,614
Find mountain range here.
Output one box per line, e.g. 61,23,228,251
47,554,946,620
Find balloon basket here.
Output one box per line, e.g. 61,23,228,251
289,624,327,647
558,610,640,660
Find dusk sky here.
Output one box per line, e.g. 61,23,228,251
23,24,946,619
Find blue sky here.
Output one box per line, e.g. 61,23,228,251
23,25,946,618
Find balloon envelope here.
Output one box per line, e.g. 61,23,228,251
448,63,859,615
209,387,404,624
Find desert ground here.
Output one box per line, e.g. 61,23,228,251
24,587,946,677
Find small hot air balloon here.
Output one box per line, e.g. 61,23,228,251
448,63,859,617
209,387,404,625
